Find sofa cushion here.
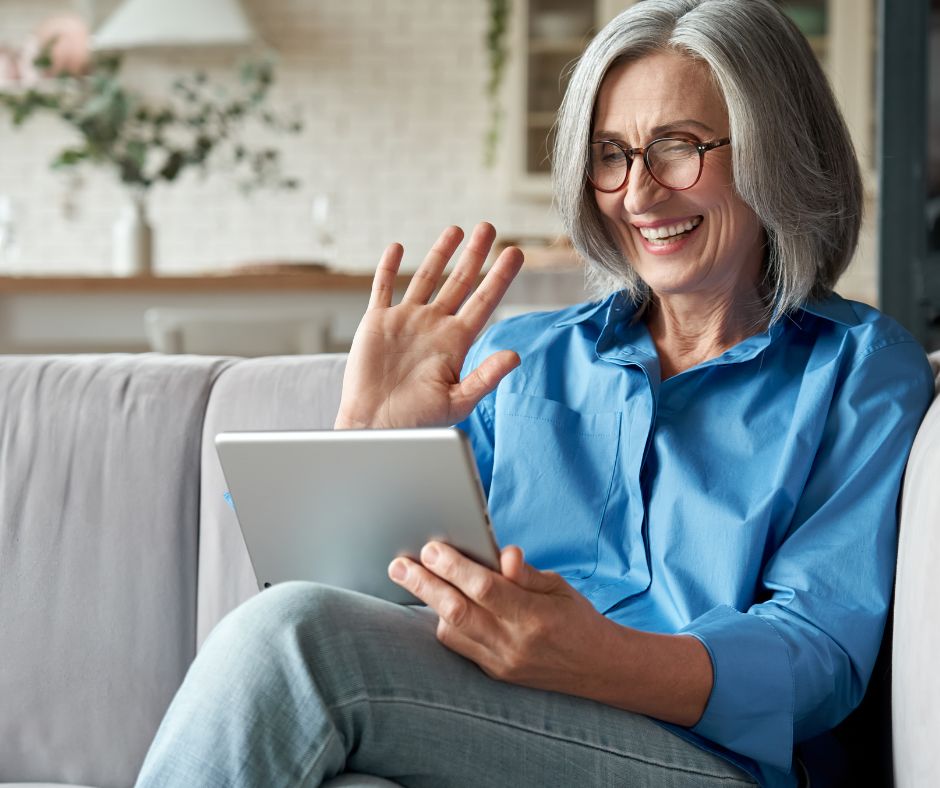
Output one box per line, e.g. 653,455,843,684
197,354,347,646
0,782,396,788
0,354,230,788
0,784,96,787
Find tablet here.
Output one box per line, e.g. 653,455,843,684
215,428,500,604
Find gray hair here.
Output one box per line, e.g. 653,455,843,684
552,0,863,321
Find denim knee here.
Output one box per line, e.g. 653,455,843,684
201,581,342,663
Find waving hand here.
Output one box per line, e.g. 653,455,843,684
334,222,524,430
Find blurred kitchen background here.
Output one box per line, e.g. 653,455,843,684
0,0,936,354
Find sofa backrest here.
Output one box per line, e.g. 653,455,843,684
0,354,231,788
197,353,348,646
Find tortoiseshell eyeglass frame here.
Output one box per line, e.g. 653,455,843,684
587,136,732,193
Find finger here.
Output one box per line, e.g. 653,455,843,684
420,541,512,614
368,243,404,310
389,556,495,639
388,556,469,619
457,245,525,333
401,226,464,305
433,617,501,676
500,547,565,594
434,222,497,314
449,349,521,421
499,545,526,578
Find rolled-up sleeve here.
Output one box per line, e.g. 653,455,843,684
680,341,934,770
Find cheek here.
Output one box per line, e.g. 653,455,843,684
706,201,766,269
594,191,617,221
594,194,631,242
725,201,763,248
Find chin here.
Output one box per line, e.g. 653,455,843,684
631,260,700,294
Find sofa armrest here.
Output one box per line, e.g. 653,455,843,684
893,349,940,787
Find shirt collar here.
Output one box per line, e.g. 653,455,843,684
795,292,861,327
552,293,621,329
554,290,776,372
551,290,860,374
553,290,861,331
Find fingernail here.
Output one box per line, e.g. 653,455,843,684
422,544,439,564
389,560,408,582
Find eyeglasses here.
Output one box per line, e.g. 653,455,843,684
587,137,731,192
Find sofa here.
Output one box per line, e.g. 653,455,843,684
0,350,937,788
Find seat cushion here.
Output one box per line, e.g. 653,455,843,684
0,774,402,786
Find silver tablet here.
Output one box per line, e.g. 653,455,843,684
215,428,500,604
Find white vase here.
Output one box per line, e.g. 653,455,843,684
112,191,153,276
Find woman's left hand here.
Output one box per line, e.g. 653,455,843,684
388,542,611,693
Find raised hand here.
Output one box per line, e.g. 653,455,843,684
334,222,524,430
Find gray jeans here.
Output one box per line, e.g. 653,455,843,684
135,582,758,787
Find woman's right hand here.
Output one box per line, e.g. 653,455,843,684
334,222,524,430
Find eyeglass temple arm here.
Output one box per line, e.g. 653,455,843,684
700,137,732,151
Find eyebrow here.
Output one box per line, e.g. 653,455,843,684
592,118,716,142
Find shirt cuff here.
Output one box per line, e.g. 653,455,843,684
680,605,795,771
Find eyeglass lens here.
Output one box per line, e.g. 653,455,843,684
589,139,702,191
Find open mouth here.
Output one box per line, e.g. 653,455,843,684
637,216,703,246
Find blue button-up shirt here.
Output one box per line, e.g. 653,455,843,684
457,292,934,787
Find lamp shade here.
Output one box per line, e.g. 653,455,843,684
93,0,259,50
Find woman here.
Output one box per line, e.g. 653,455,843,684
136,1,934,786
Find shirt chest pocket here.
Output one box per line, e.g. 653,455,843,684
489,392,622,579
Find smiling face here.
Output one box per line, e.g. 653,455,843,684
591,51,766,305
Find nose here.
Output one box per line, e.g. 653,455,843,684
622,158,671,216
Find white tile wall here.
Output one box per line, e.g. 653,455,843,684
0,0,562,276
0,0,877,306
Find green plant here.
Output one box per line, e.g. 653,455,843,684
0,48,302,193
484,0,510,167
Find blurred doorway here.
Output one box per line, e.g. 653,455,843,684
879,0,940,350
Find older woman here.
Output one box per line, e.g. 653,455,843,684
136,1,933,787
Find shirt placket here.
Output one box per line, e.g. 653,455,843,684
582,319,661,610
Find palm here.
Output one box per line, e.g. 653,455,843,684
335,224,524,430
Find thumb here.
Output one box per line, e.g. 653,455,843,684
500,545,561,593
450,350,520,418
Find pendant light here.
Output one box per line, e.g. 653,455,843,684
93,0,259,50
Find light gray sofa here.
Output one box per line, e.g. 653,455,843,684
0,350,938,788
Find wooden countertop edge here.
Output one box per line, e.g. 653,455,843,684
0,271,406,293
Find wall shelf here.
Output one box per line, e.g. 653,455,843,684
0,271,397,294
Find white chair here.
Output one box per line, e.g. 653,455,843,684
144,308,330,357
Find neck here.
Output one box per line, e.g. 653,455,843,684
645,288,767,379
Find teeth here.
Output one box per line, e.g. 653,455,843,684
638,216,702,241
